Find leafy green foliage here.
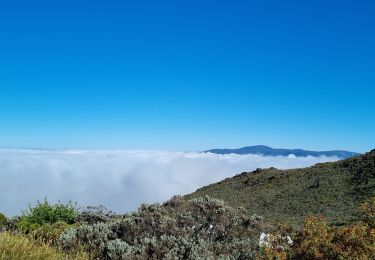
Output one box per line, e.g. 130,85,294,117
187,151,375,226
12,199,79,245
16,199,78,232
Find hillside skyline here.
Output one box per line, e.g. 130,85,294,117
206,145,359,158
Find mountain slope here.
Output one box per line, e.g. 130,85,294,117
187,149,375,226
205,145,358,159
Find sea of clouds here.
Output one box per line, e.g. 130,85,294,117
0,149,341,216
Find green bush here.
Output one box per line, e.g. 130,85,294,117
16,199,78,233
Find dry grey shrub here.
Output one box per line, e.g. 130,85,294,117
58,196,269,259
76,205,116,224
106,239,134,259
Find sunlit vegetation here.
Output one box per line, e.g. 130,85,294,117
259,198,375,259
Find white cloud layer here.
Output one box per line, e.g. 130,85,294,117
0,149,341,216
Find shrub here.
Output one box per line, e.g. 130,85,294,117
332,223,375,259
30,221,72,245
76,205,115,224
106,239,134,259
17,198,78,232
258,225,295,260
58,196,270,259
259,199,375,259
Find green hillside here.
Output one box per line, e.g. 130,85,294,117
187,149,375,226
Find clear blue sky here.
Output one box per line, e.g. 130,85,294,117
0,0,374,152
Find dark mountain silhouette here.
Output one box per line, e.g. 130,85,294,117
206,145,358,159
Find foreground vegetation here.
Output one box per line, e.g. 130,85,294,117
260,197,375,259
1,197,270,259
0,150,374,259
0,232,64,260
0,196,374,259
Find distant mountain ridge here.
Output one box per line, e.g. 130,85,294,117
205,145,359,159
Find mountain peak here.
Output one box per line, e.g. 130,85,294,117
205,145,359,159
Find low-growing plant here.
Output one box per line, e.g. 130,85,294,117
0,231,64,259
